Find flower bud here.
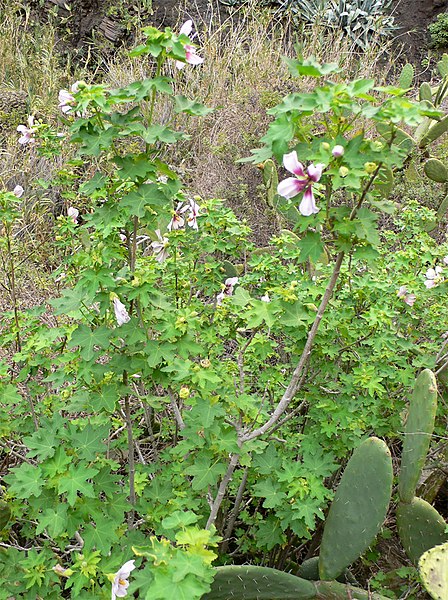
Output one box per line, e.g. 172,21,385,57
339,166,349,178
179,386,190,399
332,145,344,157
321,142,330,151
364,162,377,174
200,358,211,368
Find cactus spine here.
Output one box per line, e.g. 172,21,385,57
318,437,393,581
418,542,448,600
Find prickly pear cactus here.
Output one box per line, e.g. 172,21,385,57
0,500,10,530
424,158,448,183
419,114,448,148
398,369,438,503
397,497,447,564
418,542,448,600
398,63,414,90
318,437,393,581
203,565,391,600
419,82,433,103
202,565,316,599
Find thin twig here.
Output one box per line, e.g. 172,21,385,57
220,466,249,553
206,453,240,529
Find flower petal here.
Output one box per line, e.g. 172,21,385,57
278,177,307,199
179,20,193,36
307,163,325,182
282,151,305,177
298,186,319,216
185,47,204,65
424,279,435,289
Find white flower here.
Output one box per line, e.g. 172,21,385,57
167,202,185,231
185,198,201,230
113,298,131,326
151,229,169,263
17,115,36,145
277,150,324,216
67,207,79,224
424,266,443,289
216,277,239,305
58,82,81,114
13,185,24,198
175,20,204,70
260,294,270,302
397,285,416,306
443,255,448,266
111,560,136,599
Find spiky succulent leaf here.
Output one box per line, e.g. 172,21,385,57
424,158,448,183
399,63,414,89
419,114,448,148
202,566,316,599
319,437,393,580
398,369,438,503
419,542,448,600
419,82,433,103
397,498,447,564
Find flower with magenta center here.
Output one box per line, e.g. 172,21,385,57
332,145,344,157
216,277,239,305
17,115,36,145
184,198,201,230
277,150,324,216
67,207,79,224
397,285,416,307
151,229,169,263
167,202,185,231
111,560,136,599
175,20,204,70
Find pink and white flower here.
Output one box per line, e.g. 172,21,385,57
175,20,204,70
424,266,443,289
17,115,36,145
113,298,131,326
111,559,136,599
397,285,416,307
13,185,24,198
443,255,448,266
167,202,185,231
216,277,239,305
184,198,201,230
277,151,325,216
67,207,79,224
151,229,169,263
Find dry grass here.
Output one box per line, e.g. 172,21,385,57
102,2,398,240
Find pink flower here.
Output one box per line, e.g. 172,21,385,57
424,266,443,289
17,115,36,145
151,229,169,263
397,286,416,307
67,207,79,224
111,559,136,599
277,151,324,216
113,298,131,326
175,20,204,70
443,255,448,266
167,202,185,231
216,277,239,305
13,185,24,198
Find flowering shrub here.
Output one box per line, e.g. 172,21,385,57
0,26,447,600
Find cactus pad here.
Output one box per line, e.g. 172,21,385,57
314,580,390,599
419,114,448,148
318,437,393,580
419,82,433,103
398,64,414,89
419,542,448,600
397,498,447,564
203,566,316,599
398,369,438,503
424,158,448,183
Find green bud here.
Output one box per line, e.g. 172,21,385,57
339,166,349,177
364,162,377,174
